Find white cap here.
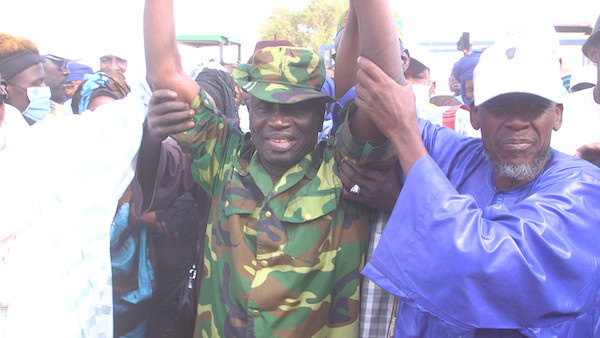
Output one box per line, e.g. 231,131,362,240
474,26,564,106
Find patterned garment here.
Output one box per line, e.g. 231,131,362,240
171,91,395,337
359,211,395,337
233,46,335,104
0,95,145,337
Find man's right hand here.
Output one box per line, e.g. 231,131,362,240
145,89,195,143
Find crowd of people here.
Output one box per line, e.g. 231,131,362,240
1,0,600,337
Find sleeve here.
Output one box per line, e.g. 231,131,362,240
363,154,600,331
132,138,198,215
170,90,244,196
334,99,396,168
0,93,145,255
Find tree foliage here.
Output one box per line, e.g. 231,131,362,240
258,0,346,53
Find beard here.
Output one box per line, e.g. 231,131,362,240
486,147,551,182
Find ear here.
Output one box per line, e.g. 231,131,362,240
553,103,563,131
470,105,480,130
401,49,410,73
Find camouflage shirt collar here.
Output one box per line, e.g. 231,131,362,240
241,143,322,197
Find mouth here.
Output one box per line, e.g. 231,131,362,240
500,138,534,151
267,135,297,150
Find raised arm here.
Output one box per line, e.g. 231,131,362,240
341,0,406,144
144,0,199,104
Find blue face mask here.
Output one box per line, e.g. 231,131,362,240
22,86,51,122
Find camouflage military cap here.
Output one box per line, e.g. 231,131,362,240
233,46,335,104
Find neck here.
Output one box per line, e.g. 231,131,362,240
493,175,532,191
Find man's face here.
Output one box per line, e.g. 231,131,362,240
64,80,81,99
100,55,127,73
5,63,45,112
406,69,435,97
586,43,600,104
249,96,324,178
43,57,70,103
464,79,475,103
471,93,562,186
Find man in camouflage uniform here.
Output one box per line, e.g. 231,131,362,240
140,0,404,336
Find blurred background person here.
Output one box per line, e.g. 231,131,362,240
71,70,131,115
0,33,51,125
42,53,71,110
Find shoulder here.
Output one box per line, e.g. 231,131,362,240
540,150,600,185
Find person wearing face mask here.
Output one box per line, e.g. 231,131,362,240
404,57,435,117
0,33,53,125
407,57,480,137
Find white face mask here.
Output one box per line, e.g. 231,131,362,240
412,84,431,117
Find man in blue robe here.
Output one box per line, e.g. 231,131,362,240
354,26,600,337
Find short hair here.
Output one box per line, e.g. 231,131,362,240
404,57,429,80
0,33,39,57
0,33,43,80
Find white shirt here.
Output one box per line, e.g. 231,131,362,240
0,95,146,338
0,104,29,152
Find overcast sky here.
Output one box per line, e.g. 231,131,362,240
1,0,598,88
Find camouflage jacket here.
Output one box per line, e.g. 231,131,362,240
172,90,395,338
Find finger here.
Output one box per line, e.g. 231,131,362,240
149,100,191,117
339,159,368,186
357,56,389,83
149,89,177,105
155,121,195,136
341,187,360,202
338,161,354,190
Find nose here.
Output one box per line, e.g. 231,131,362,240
504,113,530,131
269,104,290,128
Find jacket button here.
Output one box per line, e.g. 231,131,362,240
252,310,260,317
265,211,272,218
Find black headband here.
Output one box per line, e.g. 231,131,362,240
0,50,44,80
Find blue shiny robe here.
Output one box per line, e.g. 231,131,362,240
363,119,600,337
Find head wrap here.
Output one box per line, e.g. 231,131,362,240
0,50,45,80
451,50,483,105
195,68,238,122
66,63,94,83
71,70,131,114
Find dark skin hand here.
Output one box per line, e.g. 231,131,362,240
339,159,401,213
575,142,600,166
136,89,194,196
143,89,194,145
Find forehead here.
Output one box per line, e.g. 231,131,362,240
249,95,322,109
100,55,126,62
11,63,44,84
478,93,553,111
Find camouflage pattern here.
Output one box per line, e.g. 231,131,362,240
171,90,395,338
233,46,335,104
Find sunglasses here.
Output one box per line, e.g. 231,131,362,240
45,56,70,70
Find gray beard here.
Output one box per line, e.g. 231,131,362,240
487,147,551,182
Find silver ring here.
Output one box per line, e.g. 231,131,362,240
350,184,361,195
